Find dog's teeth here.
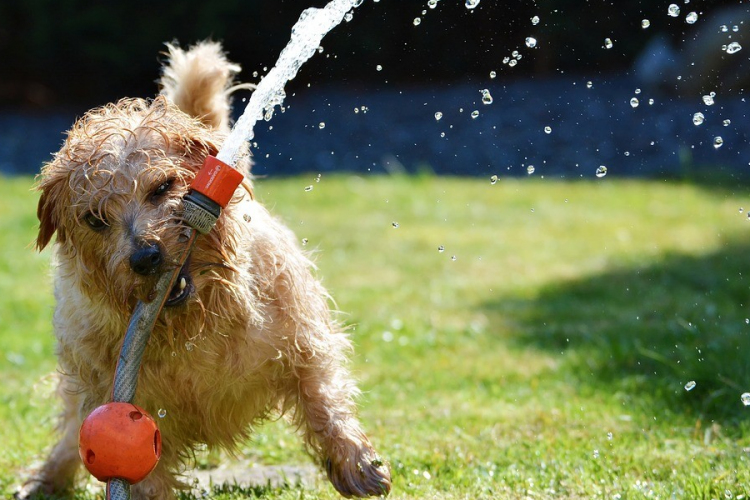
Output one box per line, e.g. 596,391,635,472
179,277,186,291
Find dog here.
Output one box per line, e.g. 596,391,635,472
19,41,391,499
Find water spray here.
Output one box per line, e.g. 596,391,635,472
75,1,364,498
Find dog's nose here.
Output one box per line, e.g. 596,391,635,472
129,244,163,275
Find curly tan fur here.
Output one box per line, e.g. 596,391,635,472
19,41,390,500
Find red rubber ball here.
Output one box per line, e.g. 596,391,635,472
78,402,162,484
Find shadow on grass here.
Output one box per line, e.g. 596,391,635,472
483,238,750,423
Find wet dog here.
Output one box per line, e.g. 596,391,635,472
19,41,390,499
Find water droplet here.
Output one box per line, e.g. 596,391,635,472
726,490,734,500
344,12,353,22
435,111,443,121
604,38,613,49
302,238,309,246
634,88,641,94
734,25,740,32
171,351,177,357
158,408,167,418
480,89,493,104
305,185,314,192
438,245,445,253
702,94,715,106
489,70,497,79
544,126,552,134
596,165,608,178
630,97,639,108
720,24,729,32
685,380,696,391
742,392,750,406
714,136,724,149
727,42,743,54
413,17,421,26
318,122,325,129
525,37,537,48
593,449,600,459
451,255,457,261
692,112,704,125
642,19,651,29
685,11,698,24
508,59,518,67
376,64,383,71
465,0,480,9
471,110,480,119
185,342,195,352
668,4,680,17
428,0,438,8
607,432,613,440
648,98,655,105
724,119,731,126
392,221,399,228
586,81,593,89
527,165,536,175
490,175,498,185
531,15,540,25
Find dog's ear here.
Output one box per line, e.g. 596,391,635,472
35,163,69,251
183,135,220,173
184,135,253,180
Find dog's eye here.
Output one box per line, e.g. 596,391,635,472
83,212,108,231
152,180,173,198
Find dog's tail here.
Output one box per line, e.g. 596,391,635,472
159,41,250,131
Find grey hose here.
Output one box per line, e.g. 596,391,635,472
111,230,197,403
105,196,211,499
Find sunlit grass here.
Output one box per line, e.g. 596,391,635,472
3,173,750,499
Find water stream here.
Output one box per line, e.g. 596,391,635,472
216,0,363,166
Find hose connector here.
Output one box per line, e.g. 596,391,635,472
183,155,244,234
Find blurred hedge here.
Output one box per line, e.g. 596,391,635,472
0,0,741,108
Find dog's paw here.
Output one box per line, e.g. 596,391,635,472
14,478,57,500
325,444,391,498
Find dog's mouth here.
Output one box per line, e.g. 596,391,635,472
164,261,194,307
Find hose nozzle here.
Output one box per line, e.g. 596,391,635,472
183,156,244,234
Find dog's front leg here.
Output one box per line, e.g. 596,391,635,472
291,345,391,498
257,215,391,497
17,376,83,499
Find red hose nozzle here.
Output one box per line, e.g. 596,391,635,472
189,155,244,209
183,156,244,234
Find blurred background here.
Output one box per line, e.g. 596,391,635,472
1,0,749,178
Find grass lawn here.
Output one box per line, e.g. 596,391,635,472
2,173,750,499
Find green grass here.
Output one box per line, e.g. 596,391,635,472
3,173,750,499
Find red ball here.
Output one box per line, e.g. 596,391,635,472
78,402,162,484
